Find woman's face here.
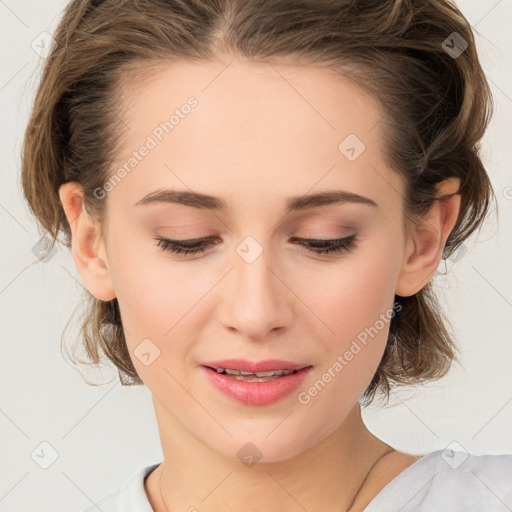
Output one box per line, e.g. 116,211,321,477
102,59,407,462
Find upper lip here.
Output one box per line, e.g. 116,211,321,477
202,359,311,372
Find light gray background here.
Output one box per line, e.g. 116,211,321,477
1,1,511,511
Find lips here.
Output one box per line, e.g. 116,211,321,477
200,359,313,406
201,358,310,373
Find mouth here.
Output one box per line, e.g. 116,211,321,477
201,358,311,381
204,366,304,382
200,359,313,406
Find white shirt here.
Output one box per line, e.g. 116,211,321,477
81,449,512,511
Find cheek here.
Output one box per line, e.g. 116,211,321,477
106,236,191,349
295,238,402,393
291,269,398,445
303,250,400,343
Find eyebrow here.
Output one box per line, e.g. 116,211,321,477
134,189,378,212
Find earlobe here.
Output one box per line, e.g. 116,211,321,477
395,178,461,297
58,182,116,301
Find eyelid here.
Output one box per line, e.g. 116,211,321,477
153,233,357,258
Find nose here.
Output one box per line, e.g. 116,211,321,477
217,238,294,341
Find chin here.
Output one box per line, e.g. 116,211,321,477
206,430,317,465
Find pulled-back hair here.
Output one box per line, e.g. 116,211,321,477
21,0,494,405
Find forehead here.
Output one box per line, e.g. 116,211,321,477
119,58,384,145
109,59,402,214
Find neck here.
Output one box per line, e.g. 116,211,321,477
146,401,393,512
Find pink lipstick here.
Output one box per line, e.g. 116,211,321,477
201,359,313,406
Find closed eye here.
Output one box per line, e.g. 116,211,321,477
153,234,357,258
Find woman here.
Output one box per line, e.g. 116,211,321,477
21,0,511,510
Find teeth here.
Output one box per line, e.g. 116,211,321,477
254,369,294,377
214,367,296,377
224,368,254,376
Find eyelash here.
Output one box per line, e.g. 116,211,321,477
153,234,357,257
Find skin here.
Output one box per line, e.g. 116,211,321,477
59,59,461,511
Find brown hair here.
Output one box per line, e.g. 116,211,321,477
21,0,494,405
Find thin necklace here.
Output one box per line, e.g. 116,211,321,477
344,448,394,512
158,447,394,512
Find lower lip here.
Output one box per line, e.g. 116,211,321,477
201,366,312,406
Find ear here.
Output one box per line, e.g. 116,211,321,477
396,177,461,297
58,182,116,301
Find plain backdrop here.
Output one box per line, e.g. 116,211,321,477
1,1,511,511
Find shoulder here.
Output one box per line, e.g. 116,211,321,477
80,463,160,512
428,449,512,507
425,449,512,489
364,449,512,512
